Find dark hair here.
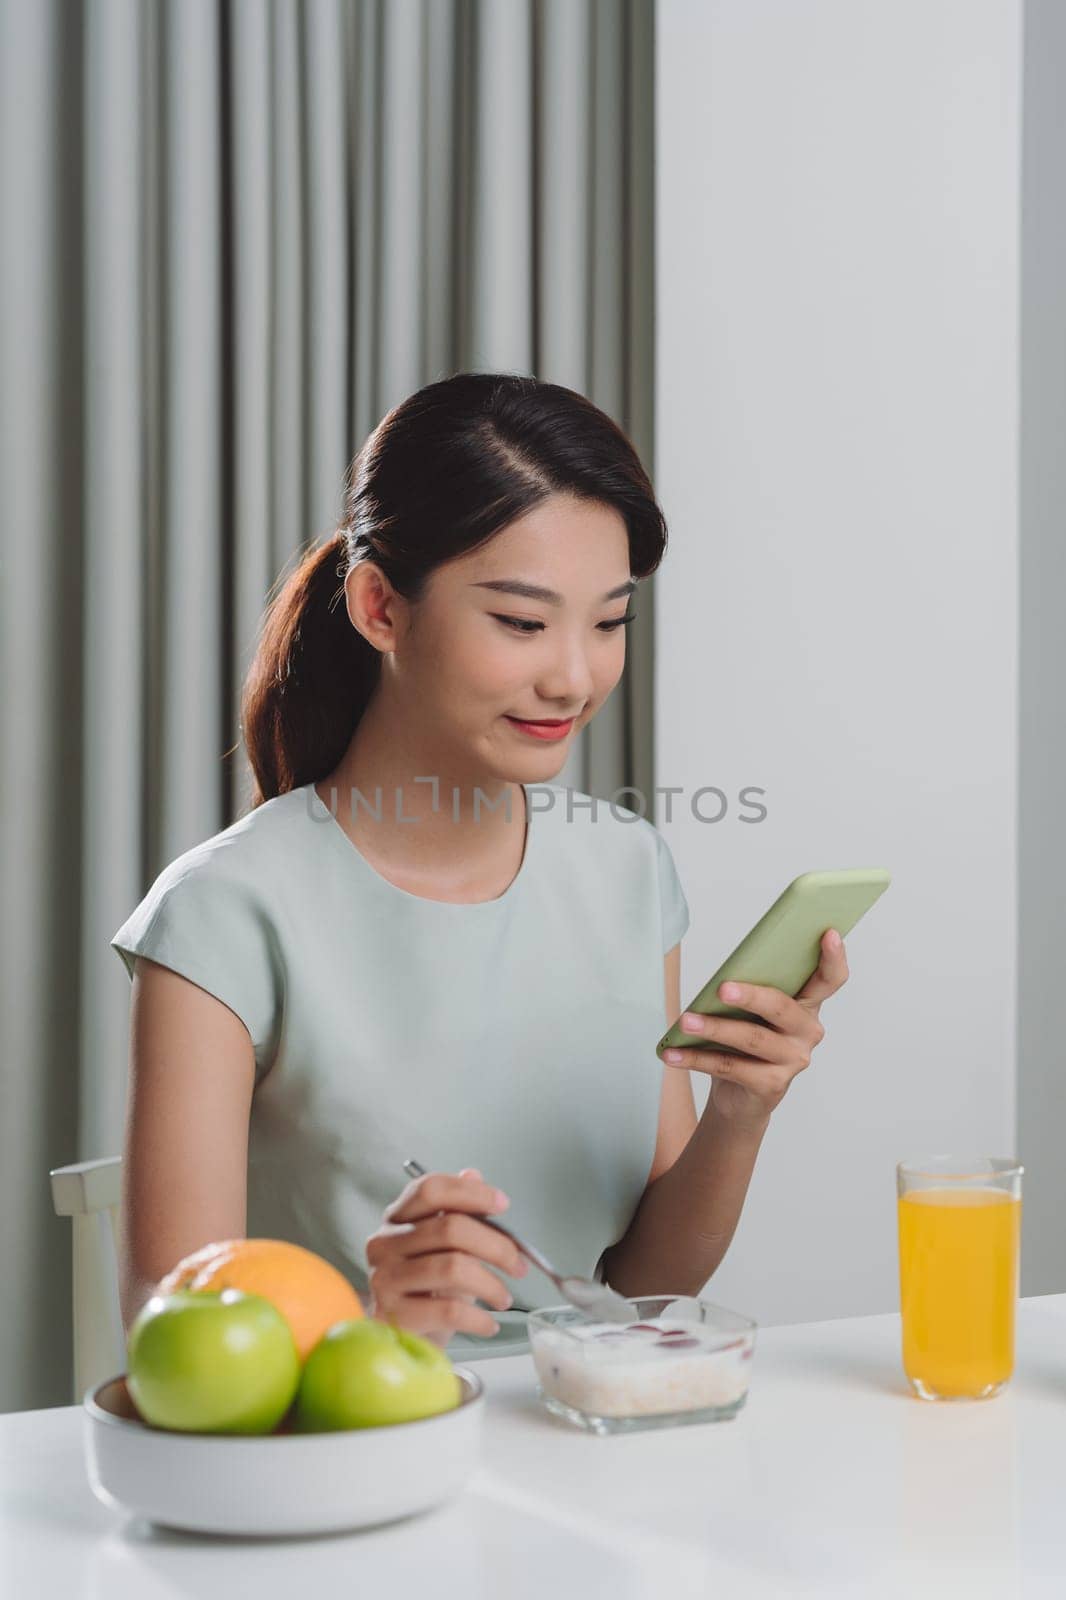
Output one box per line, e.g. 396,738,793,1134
239,372,669,806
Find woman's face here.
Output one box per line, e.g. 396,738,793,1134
359,492,635,780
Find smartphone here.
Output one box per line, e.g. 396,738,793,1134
656,867,891,1059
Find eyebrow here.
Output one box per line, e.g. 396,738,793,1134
470,578,637,606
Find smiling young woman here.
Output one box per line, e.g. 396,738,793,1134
110,372,755,1357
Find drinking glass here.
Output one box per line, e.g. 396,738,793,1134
897,1155,1022,1400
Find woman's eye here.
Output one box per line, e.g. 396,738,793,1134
492,613,637,635
493,615,543,634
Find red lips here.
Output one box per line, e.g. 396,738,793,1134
505,716,575,741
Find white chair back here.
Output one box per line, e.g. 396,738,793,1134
49,1156,126,1404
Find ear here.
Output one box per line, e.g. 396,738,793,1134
345,562,399,653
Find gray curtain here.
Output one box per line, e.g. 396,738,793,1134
0,0,657,1412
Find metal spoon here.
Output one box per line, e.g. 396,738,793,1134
402,1158,638,1324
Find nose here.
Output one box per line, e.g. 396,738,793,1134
536,629,597,710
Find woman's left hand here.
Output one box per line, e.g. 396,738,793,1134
662,929,849,1132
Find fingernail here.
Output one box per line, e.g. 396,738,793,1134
664,1049,684,1063
500,1293,513,1310
493,1189,510,1209
721,982,742,1001
680,1012,703,1032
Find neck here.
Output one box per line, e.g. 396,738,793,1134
314,689,529,880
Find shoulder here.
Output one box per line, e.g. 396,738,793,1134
530,784,689,953
110,788,313,974
166,786,311,882
530,782,667,865
109,790,311,1057
135,786,311,904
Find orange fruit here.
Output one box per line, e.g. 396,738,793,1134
157,1238,364,1362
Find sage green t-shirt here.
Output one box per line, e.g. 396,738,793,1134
110,781,690,1360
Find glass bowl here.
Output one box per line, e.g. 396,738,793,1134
528,1295,757,1436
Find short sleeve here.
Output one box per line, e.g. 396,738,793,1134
651,824,691,955
110,864,283,1060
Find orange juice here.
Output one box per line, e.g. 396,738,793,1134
898,1186,1021,1397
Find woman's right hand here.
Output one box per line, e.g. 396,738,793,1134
365,1167,530,1346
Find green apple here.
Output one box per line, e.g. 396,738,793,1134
127,1287,300,1435
294,1318,462,1431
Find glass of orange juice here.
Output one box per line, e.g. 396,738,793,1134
897,1155,1023,1400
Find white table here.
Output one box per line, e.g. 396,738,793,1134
4,1295,1066,1598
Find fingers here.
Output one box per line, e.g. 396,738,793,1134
385,1169,510,1226
380,1293,503,1342
375,1210,528,1281
717,966,832,1043
368,1168,529,1344
370,1262,505,1341
386,1250,517,1314
369,1235,517,1342
717,980,820,1042
679,1012,793,1063
795,930,850,1005
666,1049,803,1097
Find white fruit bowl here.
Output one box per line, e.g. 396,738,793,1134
82,1368,485,1537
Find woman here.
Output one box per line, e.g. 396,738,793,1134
112,372,847,1357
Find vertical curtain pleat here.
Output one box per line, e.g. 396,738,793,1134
0,0,83,1413
230,0,274,814
142,0,167,877
82,0,147,1157
160,0,223,857
379,0,429,410
350,0,383,441
538,0,593,391
424,0,460,379
471,0,534,368
304,0,351,538
269,0,306,577
2,0,657,1412
590,0,625,408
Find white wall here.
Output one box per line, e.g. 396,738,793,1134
655,0,1021,1325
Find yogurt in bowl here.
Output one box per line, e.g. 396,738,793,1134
528,1295,756,1435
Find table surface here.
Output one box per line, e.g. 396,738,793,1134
4,1294,1066,1599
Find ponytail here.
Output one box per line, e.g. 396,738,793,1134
240,531,380,806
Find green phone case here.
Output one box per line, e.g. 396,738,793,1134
656,867,891,1059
